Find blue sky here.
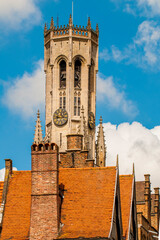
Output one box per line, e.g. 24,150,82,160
1,0,160,186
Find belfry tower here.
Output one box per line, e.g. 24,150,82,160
44,15,99,159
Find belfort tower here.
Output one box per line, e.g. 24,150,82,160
0,14,159,240
44,15,99,159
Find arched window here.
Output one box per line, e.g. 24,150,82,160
74,60,81,88
60,60,66,88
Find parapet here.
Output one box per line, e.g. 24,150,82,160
31,143,58,152
44,15,99,45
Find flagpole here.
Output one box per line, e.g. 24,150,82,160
72,1,74,24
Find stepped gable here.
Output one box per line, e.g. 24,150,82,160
1,171,31,240
59,167,117,239
136,181,145,202
120,175,134,240
0,182,4,204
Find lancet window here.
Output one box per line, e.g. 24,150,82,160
74,92,81,116
59,92,66,109
60,60,66,88
74,60,81,88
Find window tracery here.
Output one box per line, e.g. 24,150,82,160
60,60,66,88
74,59,81,88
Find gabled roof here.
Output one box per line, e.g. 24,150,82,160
1,167,117,240
1,171,31,240
0,181,4,204
120,175,134,240
59,167,117,239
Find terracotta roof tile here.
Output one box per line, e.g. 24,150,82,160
59,167,117,239
0,181,4,204
120,175,134,240
1,167,117,239
1,171,31,240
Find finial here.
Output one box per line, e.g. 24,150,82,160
44,23,47,34
96,23,99,36
99,116,103,124
37,109,40,118
87,17,91,30
69,14,72,27
50,17,54,29
132,163,135,175
116,154,119,167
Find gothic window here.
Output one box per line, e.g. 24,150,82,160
60,60,66,88
74,94,81,116
59,92,66,109
74,59,81,88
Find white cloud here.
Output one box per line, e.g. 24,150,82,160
2,60,45,118
102,121,160,188
100,21,160,71
111,0,160,17
0,167,17,181
97,74,138,117
137,0,160,17
0,0,42,30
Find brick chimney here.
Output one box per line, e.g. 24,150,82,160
144,174,151,224
152,188,159,231
30,143,59,240
2,159,12,203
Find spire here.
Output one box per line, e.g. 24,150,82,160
44,23,47,34
80,105,88,150
132,162,135,175
34,110,43,144
96,116,107,167
50,17,54,29
87,17,91,30
96,23,99,36
69,14,72,27
116,154,119,168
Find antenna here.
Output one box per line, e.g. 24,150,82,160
57,15,59,27
72,1,74,24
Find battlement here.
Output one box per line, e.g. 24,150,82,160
44,15,99,44
31,143,58,152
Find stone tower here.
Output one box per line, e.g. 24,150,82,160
44,15,99,159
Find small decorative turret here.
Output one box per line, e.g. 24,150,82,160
44,23,47,34
69,14,72,27
96,23,99,36
50,17,54,29
87,17,91,30
96,116,106,167
34,110,43,144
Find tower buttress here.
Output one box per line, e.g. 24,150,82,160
33,110,43,144
96,116,106,167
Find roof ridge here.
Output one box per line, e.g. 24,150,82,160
59,166,116,171
120,174,134,178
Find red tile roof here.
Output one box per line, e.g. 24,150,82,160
59,167,117,239
1,167,117,239
120,175,134,240
1,171,31,240
0,181,4,204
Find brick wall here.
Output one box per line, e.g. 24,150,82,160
30,143,59,240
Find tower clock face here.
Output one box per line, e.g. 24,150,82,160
53,108,68,126
88,112,95,129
